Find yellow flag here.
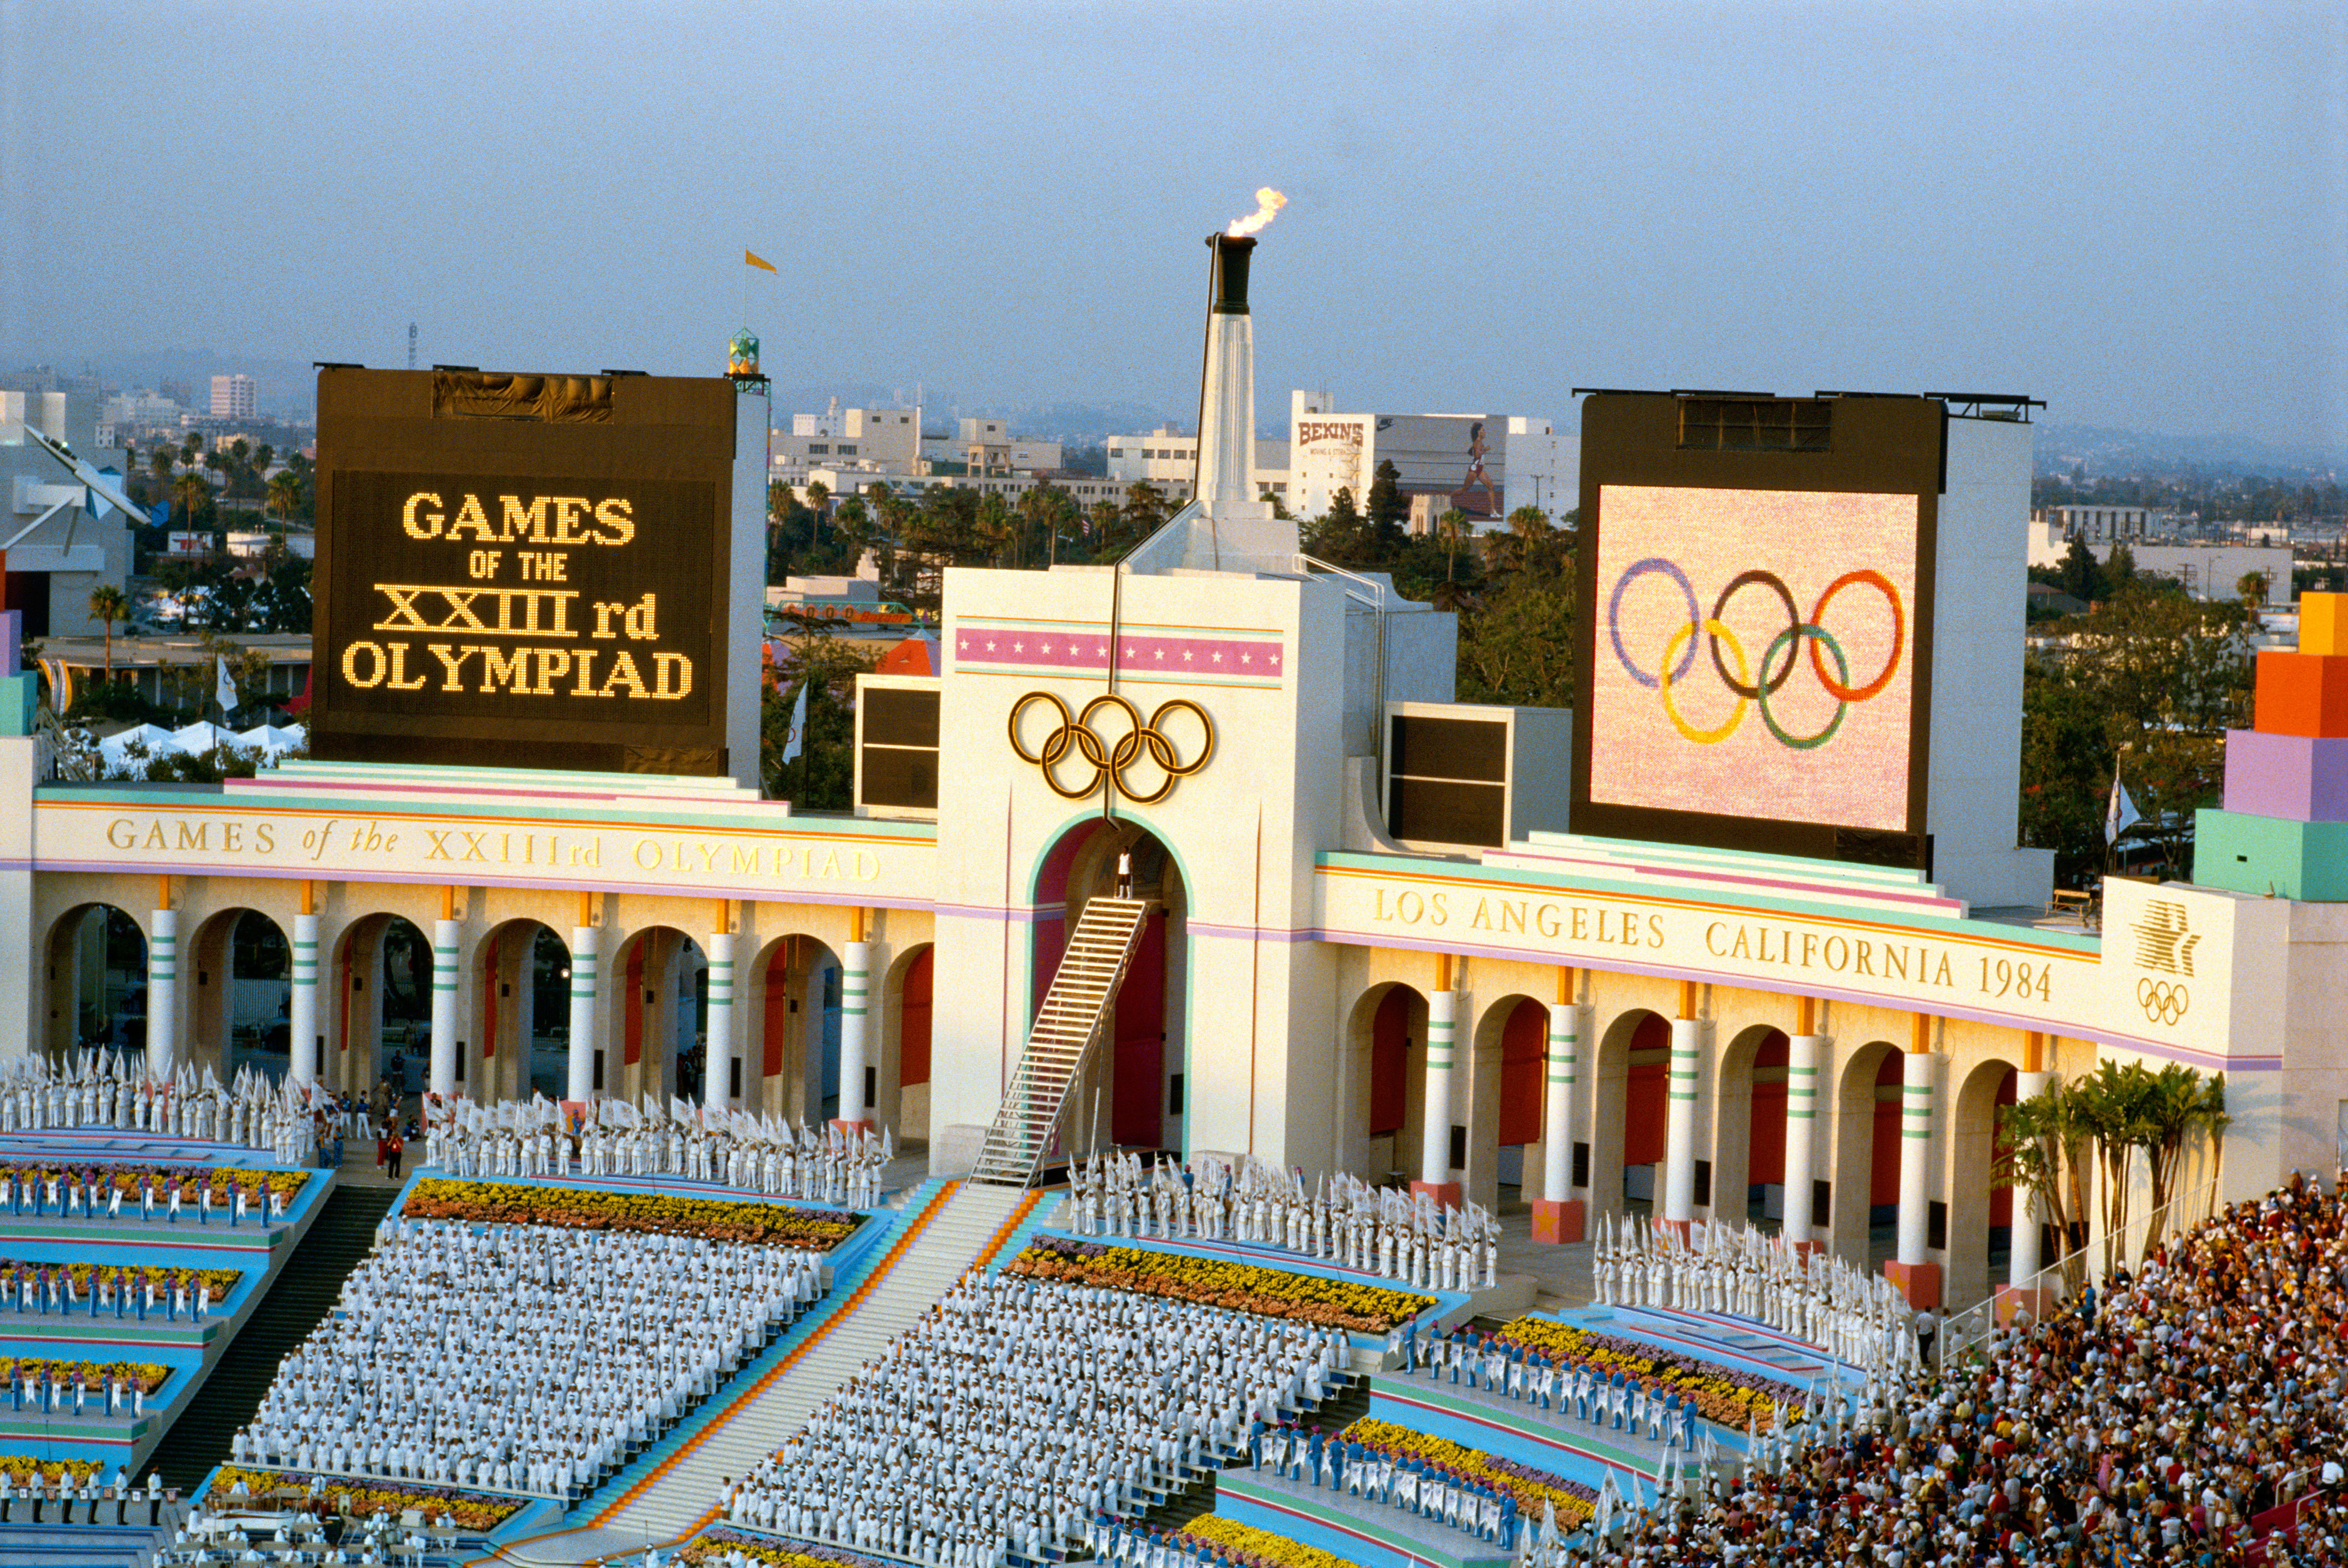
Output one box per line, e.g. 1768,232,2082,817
744,249,777,273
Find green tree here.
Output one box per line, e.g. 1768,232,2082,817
265,470,304,523
171,469,210,527
1457,572,1576,708
761,629,878,806
86,584,131,679
2021,586,2251,881
1301,487,1367,561
1363,459,1408,556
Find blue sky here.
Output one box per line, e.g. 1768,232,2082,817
2,0,2340,444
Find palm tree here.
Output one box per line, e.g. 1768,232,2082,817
171,469,210,527
1437,507,1469,587
87,585,132,678
1997,1084,2088,1291
265,470,304,523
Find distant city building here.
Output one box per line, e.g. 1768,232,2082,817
210,374,257,420
2031,504,2181,544
1104,425,1289,501
1286,390,1578,528
2026,520,2292,606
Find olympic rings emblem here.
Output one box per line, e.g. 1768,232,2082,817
1007,691,1216,805
2137,978,2188,1025
1608,558,1906,748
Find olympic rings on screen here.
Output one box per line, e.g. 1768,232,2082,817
1606,559,1907,749
1658,619,1749,745
1757,624,1850,750
2137,977,2189,1025
1608,558,1700,690
1007,691,1216,805
1809,570,1905,700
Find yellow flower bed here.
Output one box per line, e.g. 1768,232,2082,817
206,1465,525,1531
1340,1418,1595,1524
1006,1238,1435,1333
675,1531,889,1568
400,1178,862,1249
1178,1513,1359,1568
0,1455,105,1484
0,1356,169,1393
1498,1316,1787,1430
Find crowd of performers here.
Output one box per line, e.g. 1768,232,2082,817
1066,1152,1504,1294
1,1053,319,1164
422,1093,894,1208
1591,1212,1928,1375
719,1267,1353,1568
230,1215,826,1499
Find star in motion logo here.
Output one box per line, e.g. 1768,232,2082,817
2131,901,2199,977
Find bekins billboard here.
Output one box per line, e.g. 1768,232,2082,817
310,369,760,778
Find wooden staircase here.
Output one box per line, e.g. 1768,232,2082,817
970,896,1149,1188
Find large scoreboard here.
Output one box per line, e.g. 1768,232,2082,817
311,368,762,780
1573,392,1945,869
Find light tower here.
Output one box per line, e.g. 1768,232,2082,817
406,323,417,370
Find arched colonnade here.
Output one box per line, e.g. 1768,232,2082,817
29,878,937,1138
1333,948,2060,1311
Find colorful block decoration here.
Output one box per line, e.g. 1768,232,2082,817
2197,594,2348,900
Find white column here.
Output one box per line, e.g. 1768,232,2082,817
1541,1002,1580,1203
705,931,736,1110
1897,1050,1936,1266
147,909,178,1076
567,926,598,1104
2008,1069,2052,1287
1662,1016,1702,1225
288,913,319,1087
836,939,872,1126
1781,1032,1825,1245
429,918,460,1099
1419,989,1457,1190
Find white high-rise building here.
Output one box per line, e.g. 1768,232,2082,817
210,374,257,420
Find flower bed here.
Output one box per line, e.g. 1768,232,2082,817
0,1356,170,1393
1338,1417,1597,1524
1,1259,241,1299
1005,1236,1435,1333
0,1162,306,1205
206,1464,527,1531
0,1456,105,1484
1175,1513,1360,1568
400,1178,863,1249
1494,1315,1799,1430
676,1529,897,1568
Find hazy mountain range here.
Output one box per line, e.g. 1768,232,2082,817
27,349,2344,479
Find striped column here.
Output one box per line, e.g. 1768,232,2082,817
1540,1002,1580,1203
287,913,319,1087
147,909,178,1076
705,931,736,1110
1661,1016,1702,1225
1419,989,1457,1189
567,927,598,1104
1897,1047,1936,1266
428,918,460,1098
1781,1033,1826,1245
2008,1069,2052,1287
834,939,872,1126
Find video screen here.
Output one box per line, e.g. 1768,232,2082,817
1586,484,1919,833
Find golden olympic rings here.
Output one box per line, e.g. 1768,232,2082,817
2136,977,2188,1025
1007,691,1216,805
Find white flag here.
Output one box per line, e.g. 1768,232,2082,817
780,681,808,764
2105,760,2141,846
215,655,239,713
